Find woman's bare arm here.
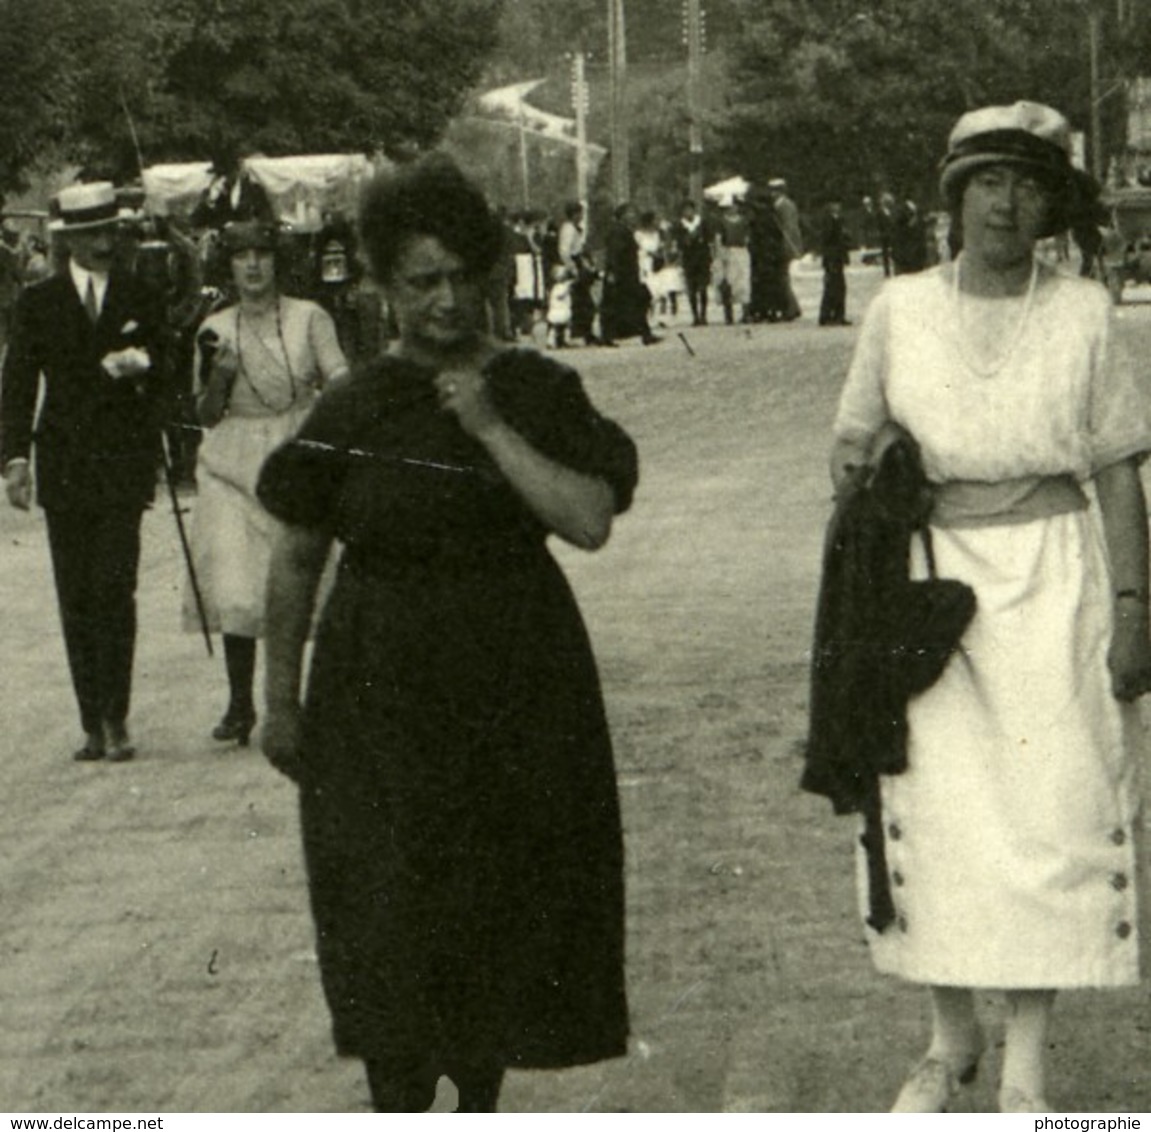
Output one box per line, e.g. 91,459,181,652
1095,456,1151,701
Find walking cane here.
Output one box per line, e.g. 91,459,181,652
160,431,213,657
118,92,213,656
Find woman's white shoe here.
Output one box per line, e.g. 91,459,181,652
998,1086,1053,1113
890,1048,982,1113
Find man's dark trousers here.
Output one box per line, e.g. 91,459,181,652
820,265,846,325
44,506,144,736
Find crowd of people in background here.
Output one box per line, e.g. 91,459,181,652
2,164,1128,396
479,177,960,354
1,166,1103,396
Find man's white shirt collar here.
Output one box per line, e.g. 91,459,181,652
69,260,109,314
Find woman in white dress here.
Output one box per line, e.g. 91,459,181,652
652,219,685,321
830,102,1151,1113
635,211,662,307
188,221,348,745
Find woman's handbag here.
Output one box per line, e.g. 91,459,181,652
865,433,977,697
894,528,977,697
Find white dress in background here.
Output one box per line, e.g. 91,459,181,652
185,296,347,637
834,263,1151,988
635,225,661,296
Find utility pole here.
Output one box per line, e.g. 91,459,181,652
685,0,704,204
1089,1,1104,182
608,0,630,204
571,52,590,207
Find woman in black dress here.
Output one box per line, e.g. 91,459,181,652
256,156,636,1112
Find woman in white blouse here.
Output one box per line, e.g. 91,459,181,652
830,102,1151,1114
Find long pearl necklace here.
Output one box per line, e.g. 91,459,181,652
236,299,299,412
952,252,1039,379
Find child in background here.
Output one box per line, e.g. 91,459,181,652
546,265,572,348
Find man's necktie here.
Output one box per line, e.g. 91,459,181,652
84,277,99,324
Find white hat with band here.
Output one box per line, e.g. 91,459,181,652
50,182,128,232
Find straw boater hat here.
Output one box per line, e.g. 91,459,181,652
49,182,127,232
938,101,1097,236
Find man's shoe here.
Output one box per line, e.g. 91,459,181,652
73,733,106,762
104,722,136,763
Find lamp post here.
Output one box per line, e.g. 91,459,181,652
518,104,531,210
1089,0,1104,182
685,0,704,204
571,52,590,207
608,0,630,204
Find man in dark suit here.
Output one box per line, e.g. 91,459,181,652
1,182,167,762
675,199,713,327
818,198,852,327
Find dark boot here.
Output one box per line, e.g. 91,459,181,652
214,634,257,745
450,1061,505,1113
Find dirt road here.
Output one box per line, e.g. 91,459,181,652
2,267,1149,1112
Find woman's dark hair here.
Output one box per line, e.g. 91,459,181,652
359,155,502,282
206,222,296,293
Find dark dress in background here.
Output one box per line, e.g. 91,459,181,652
890,203,927,275
748,195,788,322
600,219,652,343
257,348,636,1072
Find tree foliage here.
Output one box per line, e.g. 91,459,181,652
0,0,84,193
0,0,505,194
486,0,606,80
711,0,1110,206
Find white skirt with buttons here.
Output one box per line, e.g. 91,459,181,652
860,509,1148,988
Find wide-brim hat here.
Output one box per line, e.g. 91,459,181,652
939,101,1098,236
221,220,279,254
49,182,129,232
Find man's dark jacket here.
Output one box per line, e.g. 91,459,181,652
0,268,168,511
